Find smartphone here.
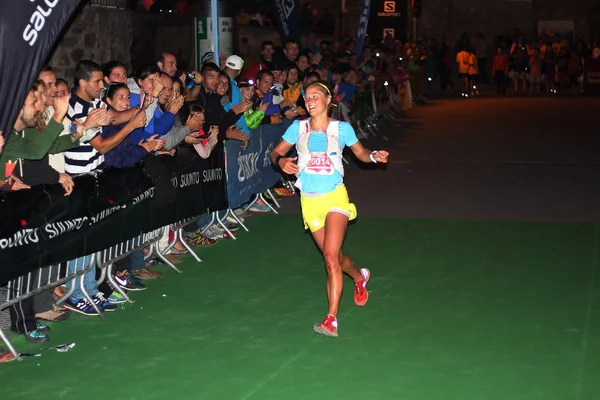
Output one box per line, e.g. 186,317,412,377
138,92,146,110
68,122,78,135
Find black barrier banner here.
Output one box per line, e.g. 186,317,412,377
0,147,228,284
0,0,82,152
271,0,301,44
368,0,408,42
584,58,600,95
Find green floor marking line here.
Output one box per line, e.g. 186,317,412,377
576,223,599,400
240,269,397,400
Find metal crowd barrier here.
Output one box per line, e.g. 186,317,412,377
0,216,204,361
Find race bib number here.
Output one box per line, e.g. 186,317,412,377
305,152,334,175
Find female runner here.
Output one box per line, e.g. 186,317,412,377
271,82,389,337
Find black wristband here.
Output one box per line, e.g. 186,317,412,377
274,155,283,167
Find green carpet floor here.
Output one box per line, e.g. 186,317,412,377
1,215,599,400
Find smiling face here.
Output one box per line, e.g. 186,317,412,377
158,75,173,105
304,85,330,117
106,87,131,111
297,55,309,71
257,74,274,94
106,66,127,84
217,75,229,96
240,86,254,100
138,72,158,95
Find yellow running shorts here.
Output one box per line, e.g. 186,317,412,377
300,184,357,232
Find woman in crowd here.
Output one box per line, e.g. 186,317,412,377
270,82,389,337
101,83,165,167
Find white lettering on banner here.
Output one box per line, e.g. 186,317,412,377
263,143,274,167
171,177,179,188
0,188,156,250
275,0,296,36
45,217,89,239
202,168,223,182
0,229,40,250
588,71,600,84
237,151,260,182
132,187,155,205
23,0,60,46
180,172,201,188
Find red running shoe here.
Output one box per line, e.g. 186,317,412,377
313,314,338,337
354,268,371,307
0,348,16,363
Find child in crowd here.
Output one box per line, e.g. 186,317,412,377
184,105,219,158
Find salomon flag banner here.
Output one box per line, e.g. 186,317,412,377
355,0,371,56
0,0,82,153
272,0,301,44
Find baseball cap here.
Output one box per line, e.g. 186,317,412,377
225,55,244,70
201,52,214,64
238,79,254,88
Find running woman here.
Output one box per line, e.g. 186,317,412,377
271,82,389,337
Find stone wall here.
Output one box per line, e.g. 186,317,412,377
48,5,133,81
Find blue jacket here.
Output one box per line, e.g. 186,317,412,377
129,97,176,143
101,123,149,168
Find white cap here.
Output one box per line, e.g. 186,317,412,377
225,55,244,70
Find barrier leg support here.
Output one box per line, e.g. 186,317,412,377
80,273,103,317
178,228,202,262
265,189,281,209
154,242,182,273
0,329,21,361
227,208,249,232
216,211,236,240
259,192,279,214
200,213,216,235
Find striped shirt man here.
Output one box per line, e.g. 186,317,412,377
64,92,104,174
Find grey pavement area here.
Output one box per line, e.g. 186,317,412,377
279,95,600,222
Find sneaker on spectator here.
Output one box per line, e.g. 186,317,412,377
204,225,225,240
64,296,100,316
92,293,117,312
234,208,253,219
35,307,70,322
274,187,295,197
22,330,50,343
217,222,239,232
114,270,147,291
189,231,219,246
249,198,271,213
35,321,51,334
227,213,244,223
0,348,15,363
263,190,282,201
108,292,127,304
132,268,162,280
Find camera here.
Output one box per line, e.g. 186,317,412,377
185,72,196,89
